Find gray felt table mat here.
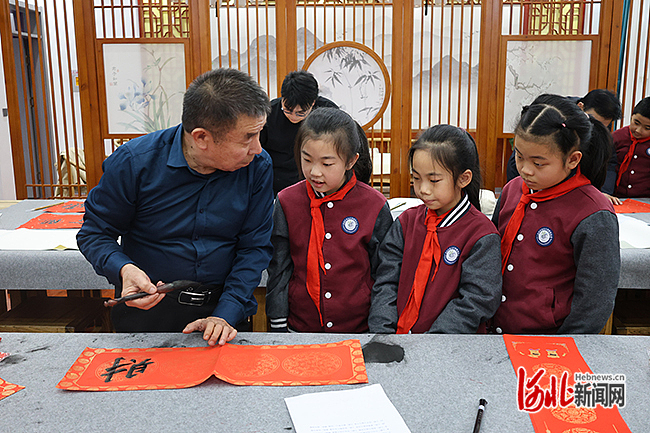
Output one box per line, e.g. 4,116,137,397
0,332,647,433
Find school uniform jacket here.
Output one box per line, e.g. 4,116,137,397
492,176,620,334
266,179,393,333
613,126,650,197
368,195,502,334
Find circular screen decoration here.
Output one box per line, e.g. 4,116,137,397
304,41,391,130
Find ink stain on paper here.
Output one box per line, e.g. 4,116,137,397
362,340,404,363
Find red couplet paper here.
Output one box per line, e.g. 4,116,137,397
503,335,631,433
56,339,368,391
613,199,650,213
17,213,84,229
44,201,85,213
0,377,24,401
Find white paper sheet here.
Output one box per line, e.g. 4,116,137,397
387,198,422,220
0,229,80,250
285,384,411,433
617,214,650,249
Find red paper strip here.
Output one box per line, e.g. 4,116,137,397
0,352,9,362
0,377,24,401
613,199,650,213
57,340,367,391
503,335,631,433
44,201,85,213
18,213,83,229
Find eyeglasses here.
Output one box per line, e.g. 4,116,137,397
281,102,313,118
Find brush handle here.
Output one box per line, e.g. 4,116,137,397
104,280,201,307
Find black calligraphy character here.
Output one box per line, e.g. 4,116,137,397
100,357,131,382
125,358,154,378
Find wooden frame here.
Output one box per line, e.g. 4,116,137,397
95,39,192,139
303,40,392,130
0,0,632,197
477,0,620,190
389,0,414,197
0,1,27,198
497,34,599,135
476,0,503,192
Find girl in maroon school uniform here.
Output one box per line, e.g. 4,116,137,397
612,97,650,198
492,94,619,335
266,108,393,332
369,125,502,334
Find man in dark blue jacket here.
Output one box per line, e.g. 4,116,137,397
78,68,273,346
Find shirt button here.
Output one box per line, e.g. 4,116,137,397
507,264,514,271
634,155,638,159
326,322,333,328
197,262,201,267
516,234,524,241
628,185,632,189
327,202,334,208
530,203,538,210
325,233,332,240
325,292,332,299
194,236,199,240
199,209,204,213
631,170,635,175
495,327,503,334
324,263,332,270
501,295,507,302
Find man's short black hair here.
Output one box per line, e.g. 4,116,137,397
632,97,650,119
281,70,319,111
578,89,622,122
182,68,270,135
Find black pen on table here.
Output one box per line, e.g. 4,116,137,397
472,399,487,433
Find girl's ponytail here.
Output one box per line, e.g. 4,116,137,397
463,131,482,211
579,115,613,189
353,122,373,185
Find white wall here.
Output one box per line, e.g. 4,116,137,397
0,41,16,200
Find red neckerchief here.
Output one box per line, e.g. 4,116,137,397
305,173,357,326
396,207,452,334
616,128,650,189
501,170,590,274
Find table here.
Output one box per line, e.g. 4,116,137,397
2,198,648,290
0,200,269,330
0,200,109,290
0,332,647,432
617,198,650,289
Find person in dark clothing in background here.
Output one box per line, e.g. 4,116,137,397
261,70,338,195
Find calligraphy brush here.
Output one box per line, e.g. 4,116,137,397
104,280,201,307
